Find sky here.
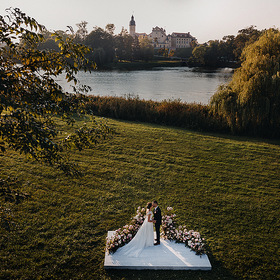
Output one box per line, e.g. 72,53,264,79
1,0,280,43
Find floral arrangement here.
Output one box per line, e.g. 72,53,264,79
106,206,206,256
161,207,206,255
106,206,146,253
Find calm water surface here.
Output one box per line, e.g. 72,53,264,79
59,67,233,105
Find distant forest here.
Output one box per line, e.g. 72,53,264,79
37,22,265,68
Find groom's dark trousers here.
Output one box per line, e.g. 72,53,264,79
154,207,162,243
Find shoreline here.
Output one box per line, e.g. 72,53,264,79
96,60,239,71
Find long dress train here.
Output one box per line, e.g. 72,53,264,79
116,210,154,257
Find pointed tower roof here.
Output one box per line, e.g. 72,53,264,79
129,15,135,26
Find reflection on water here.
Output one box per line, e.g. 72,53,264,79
58,67,233,104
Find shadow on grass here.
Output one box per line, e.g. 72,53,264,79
204,130,280,147
120,118,280,147
105,253,240,280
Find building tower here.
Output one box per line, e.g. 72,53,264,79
129,15,136,37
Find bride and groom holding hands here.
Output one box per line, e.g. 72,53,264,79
117,200,162,257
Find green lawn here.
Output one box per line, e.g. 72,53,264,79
1,117,279,280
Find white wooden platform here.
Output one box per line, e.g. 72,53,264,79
104,231,211,270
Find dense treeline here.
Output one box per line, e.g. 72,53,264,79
37,23,267,69
37,23,154,68
189,26,263,67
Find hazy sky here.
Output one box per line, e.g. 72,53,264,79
1,0,280,43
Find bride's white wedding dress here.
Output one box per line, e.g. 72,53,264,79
116,210,154,257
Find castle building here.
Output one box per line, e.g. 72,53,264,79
129,15,136,37
129,15,195,50
171,32,194,49
148,27,170,49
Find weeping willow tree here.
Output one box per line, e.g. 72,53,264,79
210,29,280,137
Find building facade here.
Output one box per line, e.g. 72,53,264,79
148,27,170,49
129,15,195,50
171,32,193,49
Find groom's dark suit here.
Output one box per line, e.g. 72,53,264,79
154,206,162,244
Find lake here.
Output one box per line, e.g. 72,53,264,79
58,67,233,105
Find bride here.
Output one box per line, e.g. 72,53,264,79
116,202,154,257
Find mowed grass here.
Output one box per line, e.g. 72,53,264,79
0,116,279,280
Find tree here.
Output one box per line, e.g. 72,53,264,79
191,44,207,65
233,25,262,61
204,40,220,67
189,27,262,67
138,37,154,61
105,23,115,35
159,47,175,58
114,27,134,61
0,8,113,176
75,21,88,43
219,35,235,62
210,29,280,137
84,26,115,67
191,40,226,67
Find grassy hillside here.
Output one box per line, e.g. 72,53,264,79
0,117,279,280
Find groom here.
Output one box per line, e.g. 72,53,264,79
153,200,162,245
